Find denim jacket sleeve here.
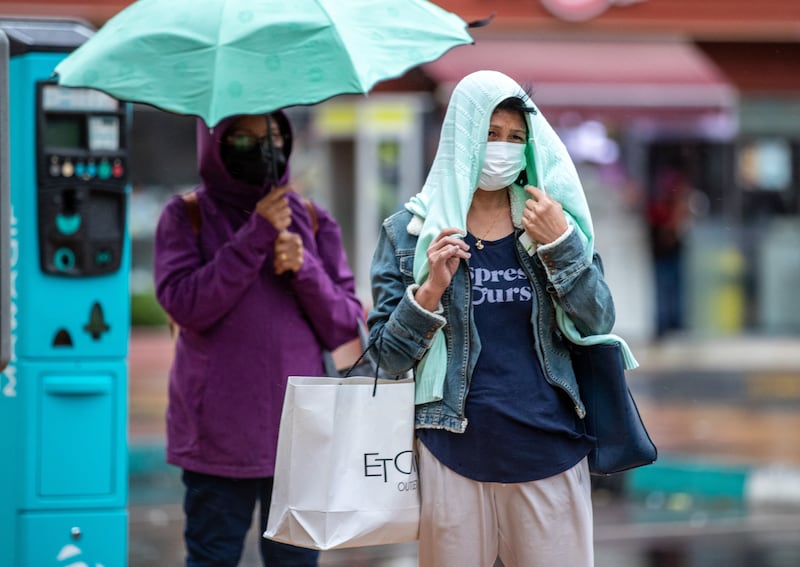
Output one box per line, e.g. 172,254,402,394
368,215,446,376
533,228,616,337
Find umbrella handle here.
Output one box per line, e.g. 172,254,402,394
266,115,279,187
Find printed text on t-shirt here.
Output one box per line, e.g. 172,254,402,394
469,267,532,305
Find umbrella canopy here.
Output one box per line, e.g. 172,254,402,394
54,0,474,127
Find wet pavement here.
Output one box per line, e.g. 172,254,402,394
128,329,800,566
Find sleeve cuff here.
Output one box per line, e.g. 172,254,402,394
537,224,574,253
408,284,445,317
519,224,574,256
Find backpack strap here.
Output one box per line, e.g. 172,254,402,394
181,191,202,236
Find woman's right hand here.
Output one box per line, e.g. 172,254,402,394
414,228,470,312
255,186,292,232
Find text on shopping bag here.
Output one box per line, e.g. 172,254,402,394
364,449,418,492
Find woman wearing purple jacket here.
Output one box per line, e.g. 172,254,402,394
154,112,362,567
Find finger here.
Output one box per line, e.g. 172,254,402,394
274,220,291,233
431,231,470,250
274,253,286,273
275,207,292,222
271,209,291,224
452,245,472,260
524,185,545,201
283,238,303,256
264,187,290,206
270,185,290,198
435,236,470,252
434,243,471,261
433,227,466,243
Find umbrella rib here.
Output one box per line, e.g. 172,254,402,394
314,0,370,92
207,0,233,125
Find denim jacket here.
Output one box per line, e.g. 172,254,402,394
368,209,616,433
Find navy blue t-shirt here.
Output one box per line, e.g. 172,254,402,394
418,232,593,482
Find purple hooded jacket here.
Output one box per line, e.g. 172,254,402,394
154,112,362,478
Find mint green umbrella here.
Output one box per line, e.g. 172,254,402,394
54,0,474,127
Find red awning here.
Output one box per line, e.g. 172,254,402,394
424,38,737,113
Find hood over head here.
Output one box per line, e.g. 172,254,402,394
405,69,593,284
196,111,293,211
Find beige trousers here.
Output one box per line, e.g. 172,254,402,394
416,440,594,567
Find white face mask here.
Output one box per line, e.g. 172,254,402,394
478,142,526,191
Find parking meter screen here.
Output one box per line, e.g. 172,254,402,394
88,116,120,152
44,115,83,149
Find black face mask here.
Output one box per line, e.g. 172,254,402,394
221,141,287,186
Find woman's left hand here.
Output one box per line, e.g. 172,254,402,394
522,185,568,245
274,231,304,274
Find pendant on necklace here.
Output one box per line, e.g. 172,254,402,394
475,239,484,250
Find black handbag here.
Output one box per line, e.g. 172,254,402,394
571,342,657,476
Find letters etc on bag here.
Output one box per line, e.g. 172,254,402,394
264,376,419,550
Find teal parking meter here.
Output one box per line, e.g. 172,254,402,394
0,18,129,566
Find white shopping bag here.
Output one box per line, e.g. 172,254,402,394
264,375,419,550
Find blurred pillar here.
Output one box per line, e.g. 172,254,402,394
686,222,746,335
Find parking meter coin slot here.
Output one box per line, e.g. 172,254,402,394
55,214,80,235
52,329,74,347
55,187,82,235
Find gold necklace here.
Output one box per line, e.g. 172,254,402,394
473,206,507,250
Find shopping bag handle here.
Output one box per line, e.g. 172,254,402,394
341,322,385,396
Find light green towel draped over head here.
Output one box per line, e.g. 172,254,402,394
405,70,637,405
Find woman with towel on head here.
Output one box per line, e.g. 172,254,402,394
367,70,634,566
